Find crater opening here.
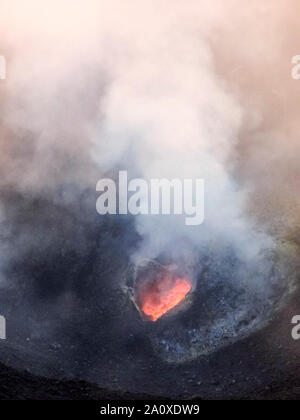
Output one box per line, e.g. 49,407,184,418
133,261,192,322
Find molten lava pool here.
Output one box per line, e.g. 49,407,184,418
136,269,192,322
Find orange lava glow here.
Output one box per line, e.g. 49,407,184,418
139,275,192,322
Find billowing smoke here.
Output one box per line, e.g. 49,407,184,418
0,2,296,241
0,0,299,384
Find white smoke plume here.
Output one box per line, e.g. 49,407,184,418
0,0,299,283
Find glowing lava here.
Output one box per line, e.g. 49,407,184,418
138,274,192,322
